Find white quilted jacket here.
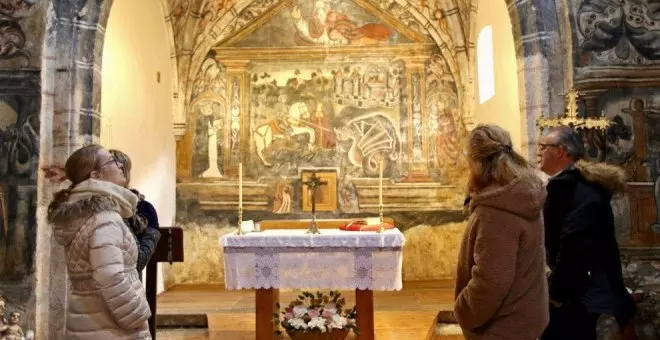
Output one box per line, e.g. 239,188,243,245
48,179,151,340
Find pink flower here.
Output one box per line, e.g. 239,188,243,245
285,312,294,320
322,310,333,319
308,310,320,318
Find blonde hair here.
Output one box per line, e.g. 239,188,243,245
467,124,535,193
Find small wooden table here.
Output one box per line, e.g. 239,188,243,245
220,228,405,340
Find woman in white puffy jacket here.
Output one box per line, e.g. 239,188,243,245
47,144,151,340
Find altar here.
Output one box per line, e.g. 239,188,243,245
220,228,405,340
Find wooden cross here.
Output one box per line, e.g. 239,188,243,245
302,172,327,234
145,227,184,339
536,88,612,134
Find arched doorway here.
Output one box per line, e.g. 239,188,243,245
35,0,570,337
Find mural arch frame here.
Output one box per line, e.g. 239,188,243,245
176,0,470,178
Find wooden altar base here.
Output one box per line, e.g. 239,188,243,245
156,280,463,340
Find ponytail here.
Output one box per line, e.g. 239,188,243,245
47,184,75,221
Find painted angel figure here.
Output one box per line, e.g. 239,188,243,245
291,0,392,46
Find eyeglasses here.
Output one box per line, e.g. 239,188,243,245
538,143,561,151
100,157,124,174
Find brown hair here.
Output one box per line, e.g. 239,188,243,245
467,124,536,193
109,149,132,185
48,144,104,211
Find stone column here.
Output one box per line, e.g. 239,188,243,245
222,60,250,177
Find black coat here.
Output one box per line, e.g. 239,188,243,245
543,162,635,326
125,189,161,273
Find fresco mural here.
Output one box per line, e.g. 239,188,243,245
191,57,227,178
576,0,660,66
0,70,39,332
0,0,44,68
248,61,404,177
234,0,411,47
177,0,468,228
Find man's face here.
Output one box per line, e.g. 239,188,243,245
537,132,566,176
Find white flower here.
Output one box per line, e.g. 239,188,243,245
289,317,308,330
308,316,328,332
329,314,348,330
293,306,308,318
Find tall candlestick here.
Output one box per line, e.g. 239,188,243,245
238,162,243,208
378,159,384,233
379,160,383,207
237,162,243,235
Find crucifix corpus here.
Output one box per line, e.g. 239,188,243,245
302,171,328,234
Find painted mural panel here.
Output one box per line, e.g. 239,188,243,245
0,0,45,68
0,70,39,332
191,58,227,178
575,0,660,66
598,88,660,179
175,1,470,290
233,0,412,47
248,60,405,178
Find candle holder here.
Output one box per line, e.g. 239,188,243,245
308,213,320,234
377,204,384,233
237,206,243,236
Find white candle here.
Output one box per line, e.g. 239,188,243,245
238,162,243,208
379,160,383,207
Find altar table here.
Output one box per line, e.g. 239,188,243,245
220,228,405,340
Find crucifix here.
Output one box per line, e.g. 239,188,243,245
536,88,612,133
302,171,327,234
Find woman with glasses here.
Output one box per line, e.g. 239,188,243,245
48,144,151,339
454,125,549,340
109,149,161,275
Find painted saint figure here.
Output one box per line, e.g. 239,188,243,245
199,104,223,178
312,103,335,149
272,180,293,214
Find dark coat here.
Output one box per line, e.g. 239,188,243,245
543,161,635,326
125,190,161,273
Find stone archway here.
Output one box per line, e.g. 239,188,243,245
36,0,180,338
34,0,570,338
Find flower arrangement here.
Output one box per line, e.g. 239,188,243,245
273,290,359,340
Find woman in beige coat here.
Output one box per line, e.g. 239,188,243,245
48,144,151,339
454,125,549,340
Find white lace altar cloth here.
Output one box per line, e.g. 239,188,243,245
220,229,405,291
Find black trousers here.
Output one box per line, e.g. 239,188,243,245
541,302,600,340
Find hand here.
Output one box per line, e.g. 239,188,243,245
549,299,563,308
41,164,68,183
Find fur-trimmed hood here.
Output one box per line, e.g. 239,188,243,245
470,174,547,221
48,179,138,246
574,160,627,195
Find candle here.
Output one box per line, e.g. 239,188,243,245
238,162,243,208
379,159,383,207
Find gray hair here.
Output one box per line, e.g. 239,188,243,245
550,126,584,161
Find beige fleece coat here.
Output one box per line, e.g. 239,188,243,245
48,179,151,340
454,175,549,340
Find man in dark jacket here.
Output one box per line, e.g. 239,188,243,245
538,127,635,340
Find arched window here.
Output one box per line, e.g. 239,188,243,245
477,25,495,104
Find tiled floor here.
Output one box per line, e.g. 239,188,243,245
156,280,463,339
